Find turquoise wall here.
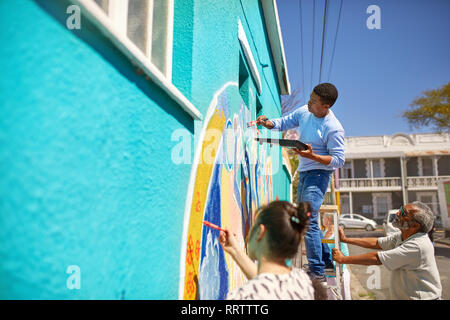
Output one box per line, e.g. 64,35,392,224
0,0,291,299
0,0,194,299
179,0,289,201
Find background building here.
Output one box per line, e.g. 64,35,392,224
0,0,292,299
337,132,450,225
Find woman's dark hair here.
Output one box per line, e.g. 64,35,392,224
255,201,310,260
313,83,338,107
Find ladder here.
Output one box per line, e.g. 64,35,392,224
292,172,344,300
293,205,344,299
320,205,344,300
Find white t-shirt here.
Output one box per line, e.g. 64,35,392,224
226,268,314,300
377,232,442,300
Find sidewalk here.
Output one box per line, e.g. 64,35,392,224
435,238,450,246
434,230,450,246
347,266,376,300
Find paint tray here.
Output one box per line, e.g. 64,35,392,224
255,138,308,151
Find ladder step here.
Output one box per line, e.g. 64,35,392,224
319,205,339,213
325,270,337,277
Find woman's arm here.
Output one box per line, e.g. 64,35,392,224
219,230,257,280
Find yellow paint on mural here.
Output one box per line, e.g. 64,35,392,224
183,109,226,300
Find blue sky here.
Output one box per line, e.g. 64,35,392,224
276,0,450,137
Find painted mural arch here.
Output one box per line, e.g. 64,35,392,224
179,83,276,300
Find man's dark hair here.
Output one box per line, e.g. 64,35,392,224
313,83,338,107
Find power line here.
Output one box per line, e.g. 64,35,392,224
318,0,328,84
298,0,305,103
309,0,316,93
327,0,344,82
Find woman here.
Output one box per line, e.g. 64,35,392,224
219,201,326,300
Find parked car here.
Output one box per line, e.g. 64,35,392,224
373,215,387,227
383,209,400,236
339,214,378,231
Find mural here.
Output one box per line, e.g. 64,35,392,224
180,85,276,300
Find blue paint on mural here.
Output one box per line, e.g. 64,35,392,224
199,163,229,300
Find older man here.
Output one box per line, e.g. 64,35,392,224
332,201,442,300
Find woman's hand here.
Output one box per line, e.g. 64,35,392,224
219,229,258,280
219,229,240,257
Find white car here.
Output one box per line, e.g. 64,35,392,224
383,209,400,236
339,214,378,231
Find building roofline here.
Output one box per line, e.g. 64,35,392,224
261,0,291,95
345,132,448,139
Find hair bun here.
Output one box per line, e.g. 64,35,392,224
289,202,311,234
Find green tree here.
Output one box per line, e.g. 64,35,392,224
402,82,450,132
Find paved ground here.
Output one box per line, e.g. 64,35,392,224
344,228,450,300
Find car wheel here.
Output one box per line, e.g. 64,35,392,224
365,224,374,231
339,224,345,230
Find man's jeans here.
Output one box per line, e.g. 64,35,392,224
296,169,333,277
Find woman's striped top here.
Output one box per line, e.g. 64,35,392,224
226,268,315,300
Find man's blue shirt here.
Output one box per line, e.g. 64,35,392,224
271,105,345,172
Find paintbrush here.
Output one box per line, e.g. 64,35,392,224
203,220,226,232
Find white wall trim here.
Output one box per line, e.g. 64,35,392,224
238,20,262,94
260,0,291,94
72,0,201,120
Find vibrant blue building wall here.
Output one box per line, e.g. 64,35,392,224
0,0,291,299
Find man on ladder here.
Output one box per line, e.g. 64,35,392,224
256,83,345,284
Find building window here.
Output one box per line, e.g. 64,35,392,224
416,192,438,216
340,194,350,214
127,0,150,54
372,193,392,218
93,0,109,13
366,159,385,178
341,161,353,179
89,0,173,78
372,159,382,178
422,157,433,176
151,0,172,74
239,53,250,108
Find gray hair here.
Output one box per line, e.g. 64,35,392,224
411,201,435,233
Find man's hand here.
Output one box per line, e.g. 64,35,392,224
338,226,347,243
293,144,314,159
256,115,274,129
332,248,345,264
293,144,332,165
